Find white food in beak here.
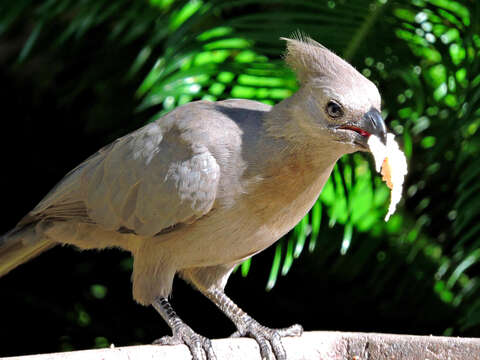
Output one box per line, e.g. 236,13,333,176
368,133,408,221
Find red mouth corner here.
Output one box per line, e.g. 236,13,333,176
339,125,371,138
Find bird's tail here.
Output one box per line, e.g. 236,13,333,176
0,225,55,277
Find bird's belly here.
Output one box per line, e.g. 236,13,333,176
162,176,330,268
156,205,276,267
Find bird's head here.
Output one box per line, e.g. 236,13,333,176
281,35,387,152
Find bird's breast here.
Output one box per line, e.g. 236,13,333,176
246,161,335,242
154,152,337,268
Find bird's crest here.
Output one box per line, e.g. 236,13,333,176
281,32,360,85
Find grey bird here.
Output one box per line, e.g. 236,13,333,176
0,35,387,360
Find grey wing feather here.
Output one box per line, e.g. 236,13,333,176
23,118,221,237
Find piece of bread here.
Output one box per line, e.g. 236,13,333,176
368,133,408,221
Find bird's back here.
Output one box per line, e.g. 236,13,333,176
0,99,273,276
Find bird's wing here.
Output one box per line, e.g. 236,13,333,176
22,119,220,237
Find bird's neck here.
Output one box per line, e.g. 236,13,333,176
226,96,344,235
241,100,341,235
236,94,342,210
261,91,343,173
264,90,316,145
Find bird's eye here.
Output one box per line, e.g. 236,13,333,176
326,101,344,118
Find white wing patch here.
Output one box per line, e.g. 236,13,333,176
166,151,220,214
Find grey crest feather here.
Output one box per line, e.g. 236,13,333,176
281,32,362,85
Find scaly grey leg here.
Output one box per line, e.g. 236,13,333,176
203,287,302,360
152,297,216,360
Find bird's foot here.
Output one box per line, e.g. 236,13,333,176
230,319,303,360
153,323,216,360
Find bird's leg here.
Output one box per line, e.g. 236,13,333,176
203,287,303,360
152,297,216,360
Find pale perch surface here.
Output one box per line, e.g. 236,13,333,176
7,331,480,360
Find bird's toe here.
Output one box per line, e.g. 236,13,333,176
276,323,303,337
153,324,216,360
153,335,184,346
231,320,302,360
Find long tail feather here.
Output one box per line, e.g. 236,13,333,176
0,226,55,277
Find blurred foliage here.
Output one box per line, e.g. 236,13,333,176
1,0,480,353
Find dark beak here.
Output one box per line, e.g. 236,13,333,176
359,108,387,145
